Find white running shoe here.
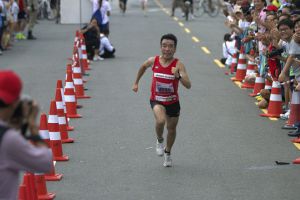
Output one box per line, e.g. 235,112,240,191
93,55,104,61
163,153,172,167
156,140,164,156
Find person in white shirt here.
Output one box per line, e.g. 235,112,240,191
222,33,235,67
100,0,111,32
90,0,99,14
99,29,115,58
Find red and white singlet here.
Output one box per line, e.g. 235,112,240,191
150,56,179,105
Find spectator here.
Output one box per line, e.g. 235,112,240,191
100,0,111,33
0,0,6,54
90,0,99,13
277,18,294,118
26,0,38,39
0,70,52,200
279,18,300,91
290,10,300,22
15,0,27,40
81,18,102,61
221,33,235,67
99,28,115,58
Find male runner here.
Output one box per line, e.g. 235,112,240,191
132,33,191,167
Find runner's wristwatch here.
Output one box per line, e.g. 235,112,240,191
176,74,182,80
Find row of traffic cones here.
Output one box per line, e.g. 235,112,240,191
17,30,92,199
225,44,300,164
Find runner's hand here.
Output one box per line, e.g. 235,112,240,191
132,83,138,92
171,67,180,78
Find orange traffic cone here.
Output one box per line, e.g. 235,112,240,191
73,63,90,99
56,80,74,131
55,88,74,143
231,46,247,82
64,88,82,118
260,81,282,118
283,91,300,129
39,114,50,147
264,78,272,90
229,52,238,74
65,67,83,109
293,157,300,164
48,100,69,161
241,49,256,89
65,68,75,90
34,173,56,200
79,33,91,71
249,75,265,97
44,161,63,181
23,173,38,200
18,184,27,200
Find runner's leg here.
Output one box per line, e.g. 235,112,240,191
152,104,167,140
165,116,179,152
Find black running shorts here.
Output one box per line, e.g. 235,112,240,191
150,100,180,117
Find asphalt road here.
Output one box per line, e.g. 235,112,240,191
1,0,300,199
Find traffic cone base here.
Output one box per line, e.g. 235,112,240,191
44,174,63,181
67,126,74,131
54,155,69,161
67,113,82,118
77,95,91,99
62,138,75,143
293,157,300,164
38,193,56,200
230,77,241,82
291,138,300,143
241,82,254,89
260,113,281,118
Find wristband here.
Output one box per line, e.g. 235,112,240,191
177,74,182,80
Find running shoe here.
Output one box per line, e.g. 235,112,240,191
163,152,172,167
93,55,104,61
156,140,164,156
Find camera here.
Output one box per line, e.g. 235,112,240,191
267,48,284,58
10,95,33,136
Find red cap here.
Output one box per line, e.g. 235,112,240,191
0,70,22,104
264,5,278,12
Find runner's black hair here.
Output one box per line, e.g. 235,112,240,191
160,34,177,48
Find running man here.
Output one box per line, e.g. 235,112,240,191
132,33,191,167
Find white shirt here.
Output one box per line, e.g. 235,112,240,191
0,0,6,17
101,0,111,24
100,35,114,55
91,0,99,13
11,2,19,22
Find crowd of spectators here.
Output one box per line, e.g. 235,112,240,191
0,0,41,55
221,0,300,132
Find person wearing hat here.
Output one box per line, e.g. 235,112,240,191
0,70,52,200
290,10,300,22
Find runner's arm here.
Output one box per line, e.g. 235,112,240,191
176,61,191,89
132,57,155,92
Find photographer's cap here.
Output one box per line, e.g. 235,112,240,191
0,70,22,105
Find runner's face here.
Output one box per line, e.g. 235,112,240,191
161,39,176,59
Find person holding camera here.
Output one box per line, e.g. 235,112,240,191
0,70,52,200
